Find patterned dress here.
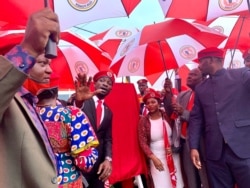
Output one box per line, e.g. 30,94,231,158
37,104,99,188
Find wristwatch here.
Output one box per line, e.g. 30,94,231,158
105,156,112,162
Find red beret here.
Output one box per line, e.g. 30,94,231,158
143,89,161,103
93,70,115,84
137,79,148,85
198,47,224,60
243,49,250,59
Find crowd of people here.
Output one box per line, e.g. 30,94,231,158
1,7,250,188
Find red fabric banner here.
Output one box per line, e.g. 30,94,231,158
105,83,147,184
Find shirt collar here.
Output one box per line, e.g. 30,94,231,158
93,95,104,103
18,86,38,104
210,68,226,78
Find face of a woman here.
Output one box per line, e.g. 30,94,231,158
29,54,52,83
145,98,160,113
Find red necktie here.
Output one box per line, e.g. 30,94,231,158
181,92,195,138
96,100,102,128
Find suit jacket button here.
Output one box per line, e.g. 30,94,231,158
19,64,25,68
51,177,58,184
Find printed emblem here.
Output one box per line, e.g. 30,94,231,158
120,38,135,57
107,71,114,78
68,0,97,11
127,57,140,73
149,92,156,98
218,0,243,11
115,30,133,38
231,60,241,68
179,45,196,60
75,61,89,74
211,26,225,34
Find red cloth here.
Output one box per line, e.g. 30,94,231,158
105,83,148,184
96,100,102,128
163,120,177,188
181,92,195,138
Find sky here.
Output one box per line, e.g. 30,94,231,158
70,0,165,38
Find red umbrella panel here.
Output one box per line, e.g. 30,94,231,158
159,0,250,21
0,30,111,90
1,0,141,30
0,0,52,30
89,26,139,58
109,19,227,85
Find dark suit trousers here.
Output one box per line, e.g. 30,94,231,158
181,138,210,188
85,175,104,188
206,144,250,188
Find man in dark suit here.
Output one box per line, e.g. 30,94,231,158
243,49,250,68
73,71,114,188
172,68,209,188
189,47,250,188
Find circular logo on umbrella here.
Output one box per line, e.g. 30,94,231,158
120,38,135,57
211,26,225,34
128,57,140,73
179,45,196,60
219,0,242,11
75,61,89,74
68,0,97,11
231,60,241,68
115,30,133,38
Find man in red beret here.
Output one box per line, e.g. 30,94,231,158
243,49,250,68
136,78,149,115
189,47,250,188
70,70,114,188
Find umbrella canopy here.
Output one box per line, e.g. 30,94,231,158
0,30,111,90
0,0,141,30
89,26,139,58
197,11,250,51
109,18,227,84
159,0,250,21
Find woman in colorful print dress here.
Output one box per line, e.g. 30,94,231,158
36,86,99,188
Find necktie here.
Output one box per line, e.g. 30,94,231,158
96,100,102,128
181,92,195,138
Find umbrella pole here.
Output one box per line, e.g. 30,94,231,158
228,16,246,68
248,0,250,11
158,41,168,78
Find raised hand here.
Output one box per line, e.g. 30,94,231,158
20,8,60,57
74,73,102,107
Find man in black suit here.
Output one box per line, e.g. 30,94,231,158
73,71,114,188
189,47,250,188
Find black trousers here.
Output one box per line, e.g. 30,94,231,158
206,144,250,188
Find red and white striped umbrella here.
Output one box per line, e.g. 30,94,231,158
89,26,139,58
109,18,227,85
195,11,250,51
0,0,141,30
0,30,111,90
159,0,249,21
